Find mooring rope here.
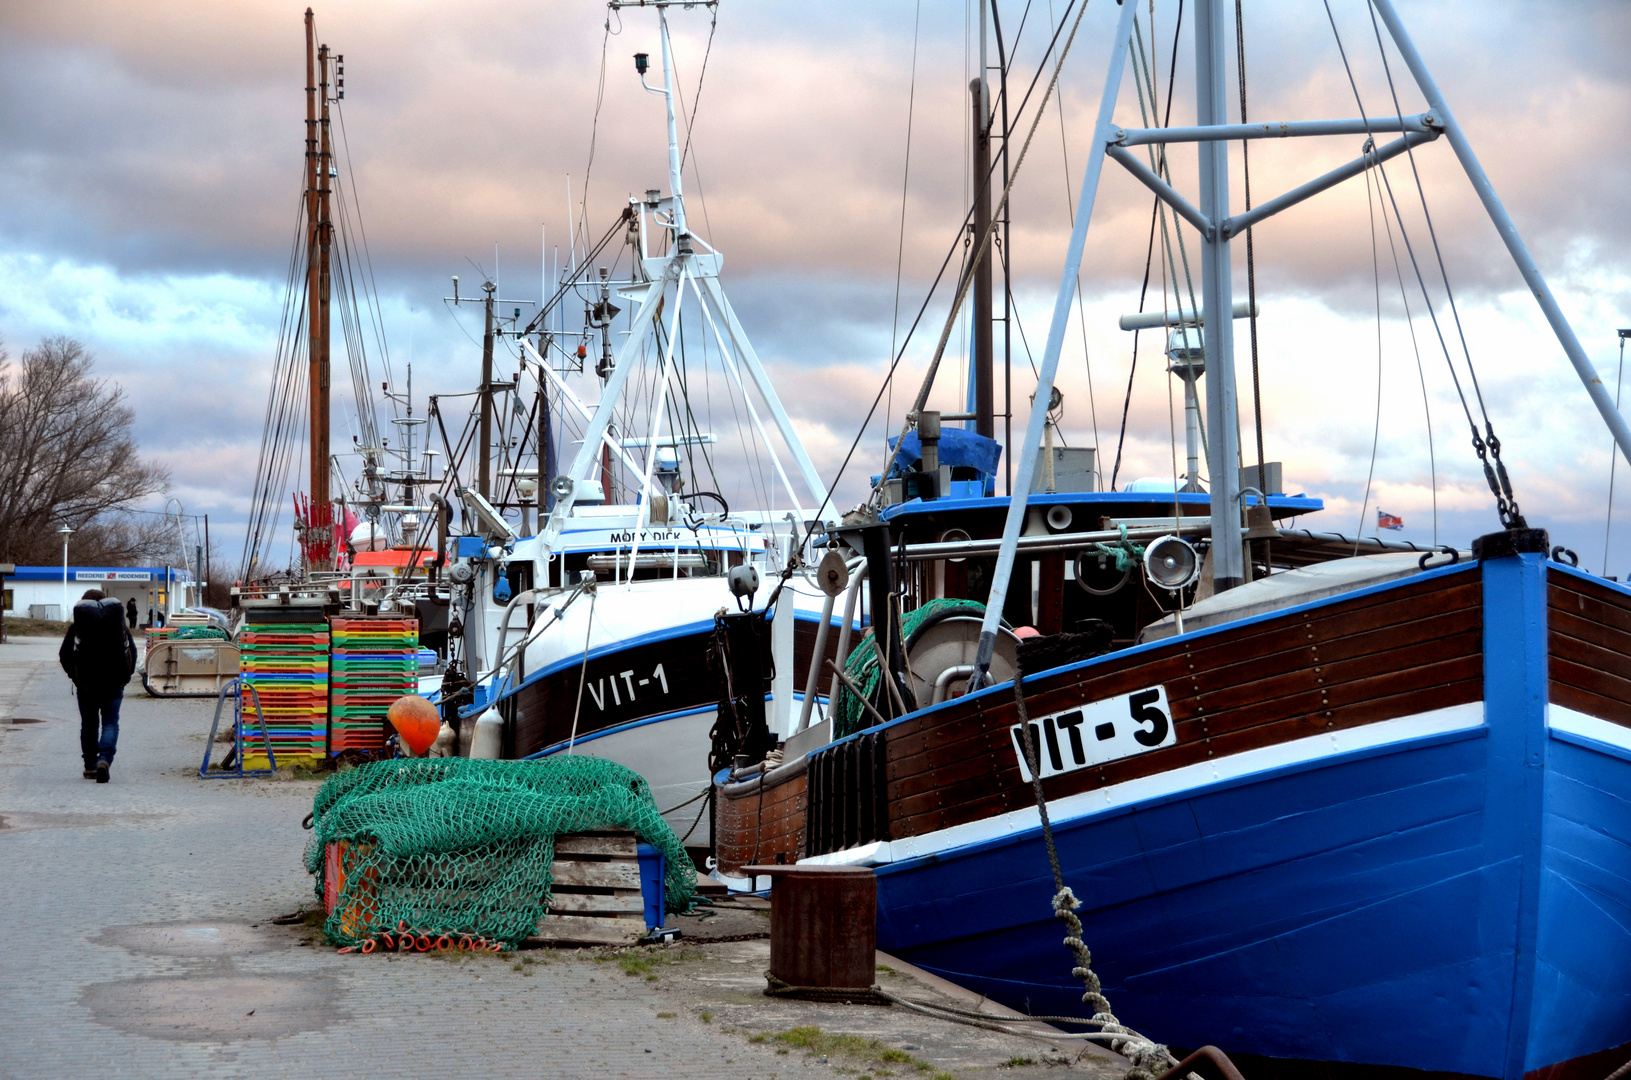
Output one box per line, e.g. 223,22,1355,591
1012,670,1178,1080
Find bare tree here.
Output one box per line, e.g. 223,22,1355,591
0,336,171,566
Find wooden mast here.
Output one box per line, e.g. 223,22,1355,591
304,10,333,566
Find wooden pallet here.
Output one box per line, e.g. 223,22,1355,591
531,832,648,946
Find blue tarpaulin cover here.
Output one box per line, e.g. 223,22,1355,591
887,428,1002,479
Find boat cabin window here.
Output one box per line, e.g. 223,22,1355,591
560,549,719,584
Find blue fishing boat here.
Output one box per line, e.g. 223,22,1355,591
713,1,1631,1075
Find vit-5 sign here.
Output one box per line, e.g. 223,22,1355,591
1010,685,1176,781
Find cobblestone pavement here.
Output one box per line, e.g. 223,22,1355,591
0,637,1122,1080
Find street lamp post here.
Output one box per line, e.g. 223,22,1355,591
58,525,73,619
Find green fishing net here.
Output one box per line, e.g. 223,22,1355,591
832,597,989,739
304,756,697,948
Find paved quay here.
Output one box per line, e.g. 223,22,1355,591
0,635,1122,1080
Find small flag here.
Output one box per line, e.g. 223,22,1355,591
1377,509,1404,531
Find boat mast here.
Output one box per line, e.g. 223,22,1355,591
1195,0,1245,592
970,0,1138,686
479,280,496,498
971,4,995,442
658,9,687,241
542,0,829,543
304,10,334,568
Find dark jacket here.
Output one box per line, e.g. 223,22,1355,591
59,598,138,697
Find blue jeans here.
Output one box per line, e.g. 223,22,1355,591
78,688,122,769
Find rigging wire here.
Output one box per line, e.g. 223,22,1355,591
1045,0,1102,462
1117,5,1206,490
874,0,1091,502
1374,160,1439,545
1355,161,1385,551
887,0,924,445
576,17,614,261
1364,2,1522,528
678,4,718,172
332,102,395,397
1110,0,1184,491
1607,333,1628,575
812,0,1089,519
1325,0,1523,529
240,187,314,580
670,33,716,243
1233,0,1267,491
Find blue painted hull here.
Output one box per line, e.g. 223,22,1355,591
869,556,1631,1078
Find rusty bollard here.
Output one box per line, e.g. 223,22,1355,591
745,864,879,1002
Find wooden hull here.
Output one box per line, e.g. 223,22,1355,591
714,554,1631,1078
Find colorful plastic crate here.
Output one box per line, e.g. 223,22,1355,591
239,618,329,762
326,617,419,756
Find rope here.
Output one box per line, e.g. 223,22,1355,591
1606,333,1627,576
1089,524,1146,574
763,972,890,1005
566,586,598,753
1011,671,1176,1079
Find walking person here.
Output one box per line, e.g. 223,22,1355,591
125,597,137,631
59,589,137,783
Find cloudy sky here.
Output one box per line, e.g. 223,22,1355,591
2,0,1630,576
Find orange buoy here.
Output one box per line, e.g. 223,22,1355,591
387,695,442,757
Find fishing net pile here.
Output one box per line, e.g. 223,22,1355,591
832,597,989,739
304,756,696,948
168,627,231,641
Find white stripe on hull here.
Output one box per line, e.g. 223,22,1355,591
1548,703,1631,754
799,701,1487,868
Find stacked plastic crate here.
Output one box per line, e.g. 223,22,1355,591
328,617,419,755
239,618,330,768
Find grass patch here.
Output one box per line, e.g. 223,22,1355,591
657,1012,676,1019
601,947,704,980
3,618,68,637
875,964,895,975
699,1012,712,1024
750,1026,941,1074
1002,1058,1036,1068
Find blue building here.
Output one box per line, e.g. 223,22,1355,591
2,565,196,624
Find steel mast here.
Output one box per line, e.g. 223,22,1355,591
1194,0,1245,592
542,0,829,546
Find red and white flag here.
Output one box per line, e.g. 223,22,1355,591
1377,509,1404,531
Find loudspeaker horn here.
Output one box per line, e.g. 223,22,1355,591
1144,535,1201,590
1045,504,1073,532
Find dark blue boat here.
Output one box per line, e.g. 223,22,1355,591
863,554,1631,1078
707,0,1631,1073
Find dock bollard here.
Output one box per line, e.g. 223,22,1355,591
744,864,878,1001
